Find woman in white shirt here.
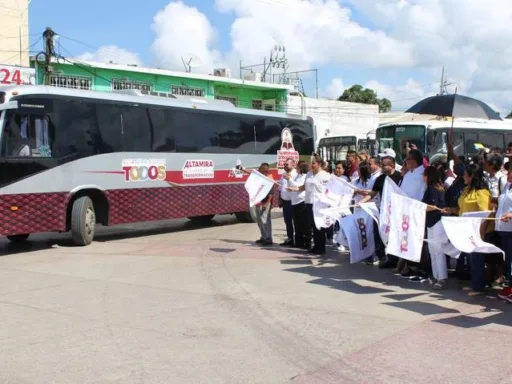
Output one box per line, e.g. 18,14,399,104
288,161,308,249
288,153,331,255
351,161,375,206
496,170,512,303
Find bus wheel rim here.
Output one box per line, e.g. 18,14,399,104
85,207,95,236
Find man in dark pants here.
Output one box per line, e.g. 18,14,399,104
280,158,297,246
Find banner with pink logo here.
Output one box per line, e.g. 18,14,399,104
441,215,504,255
386,192,426,263
378,177,406,245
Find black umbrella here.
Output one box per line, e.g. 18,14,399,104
405,93,502,120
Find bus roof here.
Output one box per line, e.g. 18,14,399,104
0,85,310,122
378,118,512,131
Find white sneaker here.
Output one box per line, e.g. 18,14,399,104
337,245,346,252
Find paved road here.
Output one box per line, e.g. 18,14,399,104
0,212,510,384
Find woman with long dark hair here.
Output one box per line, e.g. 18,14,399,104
351,161,374,206
444,163,492,295
422,166,446,289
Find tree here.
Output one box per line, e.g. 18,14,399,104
337,84,392,113
506,111,512,119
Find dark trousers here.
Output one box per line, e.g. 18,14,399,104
373,220,385,260
306,203,326,252
499,232,512,283
326,224,334,241
282,199,294,242
469,252,486,291
292,202,308,247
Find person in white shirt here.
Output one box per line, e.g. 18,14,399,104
399,149,426,201
279,159,298,246
351,161,376,206
484,152,507,200
496,169,512,302
288,161,308,248
287,153,331,255
378,148,402,172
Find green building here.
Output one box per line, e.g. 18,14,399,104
29,57,291,112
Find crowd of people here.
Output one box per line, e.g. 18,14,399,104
246,142,512,302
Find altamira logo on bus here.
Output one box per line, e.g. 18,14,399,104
122,158,167,182
182,160,214,179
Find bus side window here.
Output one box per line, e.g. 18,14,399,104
148,108,176,152
96,103,122,153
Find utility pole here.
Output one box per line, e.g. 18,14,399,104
42,27,56,85
439,66,449,95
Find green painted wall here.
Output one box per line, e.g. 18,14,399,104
31,61,287,112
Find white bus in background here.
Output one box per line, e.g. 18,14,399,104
317,131,377,162
376,119,512,165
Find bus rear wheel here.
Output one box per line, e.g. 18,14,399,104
235,212,254,223
187,215,215,223
71,196,96,246
6,234,30,243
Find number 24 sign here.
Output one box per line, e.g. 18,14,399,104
0,66,36,85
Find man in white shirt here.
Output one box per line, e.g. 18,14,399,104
399,149,426,201
280,159,298,246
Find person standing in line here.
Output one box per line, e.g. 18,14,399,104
240,162,275,246
356,156,402,268
496,168,512,302
422,166,447,289
288,161,308,249
287,153,331,256
345,150,359,179
280,158,297,246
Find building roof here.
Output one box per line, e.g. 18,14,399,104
32,56,293,91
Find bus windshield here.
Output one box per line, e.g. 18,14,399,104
317,136,357,162
377,124,426,164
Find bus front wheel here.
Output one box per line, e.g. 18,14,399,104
6,234,30,243
71,196,96,246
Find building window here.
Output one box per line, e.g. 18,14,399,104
252,99,263,110
215,95,238,106
112,78,153,92
49,74,92,90
170,85,205,97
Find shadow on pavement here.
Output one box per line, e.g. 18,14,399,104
0,215,241,257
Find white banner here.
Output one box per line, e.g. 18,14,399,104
359,202,379,224
244,170,275,207
379,177,406,245
340,210,375,264
386,193,427,262
313,200,335,229
317,176,356,215
442,216,504,255
423,221,461,259
314,176,356,229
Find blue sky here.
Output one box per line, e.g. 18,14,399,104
27,0,512,113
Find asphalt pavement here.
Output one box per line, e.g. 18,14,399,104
0,211,510,384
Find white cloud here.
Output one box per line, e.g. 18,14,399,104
216,0,414,70
76,45,143,66
324,78,346,99
150,1,222,74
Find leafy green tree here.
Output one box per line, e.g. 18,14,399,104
506,111,512,119
337,84,392,112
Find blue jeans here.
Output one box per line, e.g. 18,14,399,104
499,232,512,283
468,252,486,291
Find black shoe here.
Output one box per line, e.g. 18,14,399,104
255,239,264,244
280,240,293,246
378,260,395,269
261,240,274,246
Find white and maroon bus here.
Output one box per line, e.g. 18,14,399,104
0,85,314,245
